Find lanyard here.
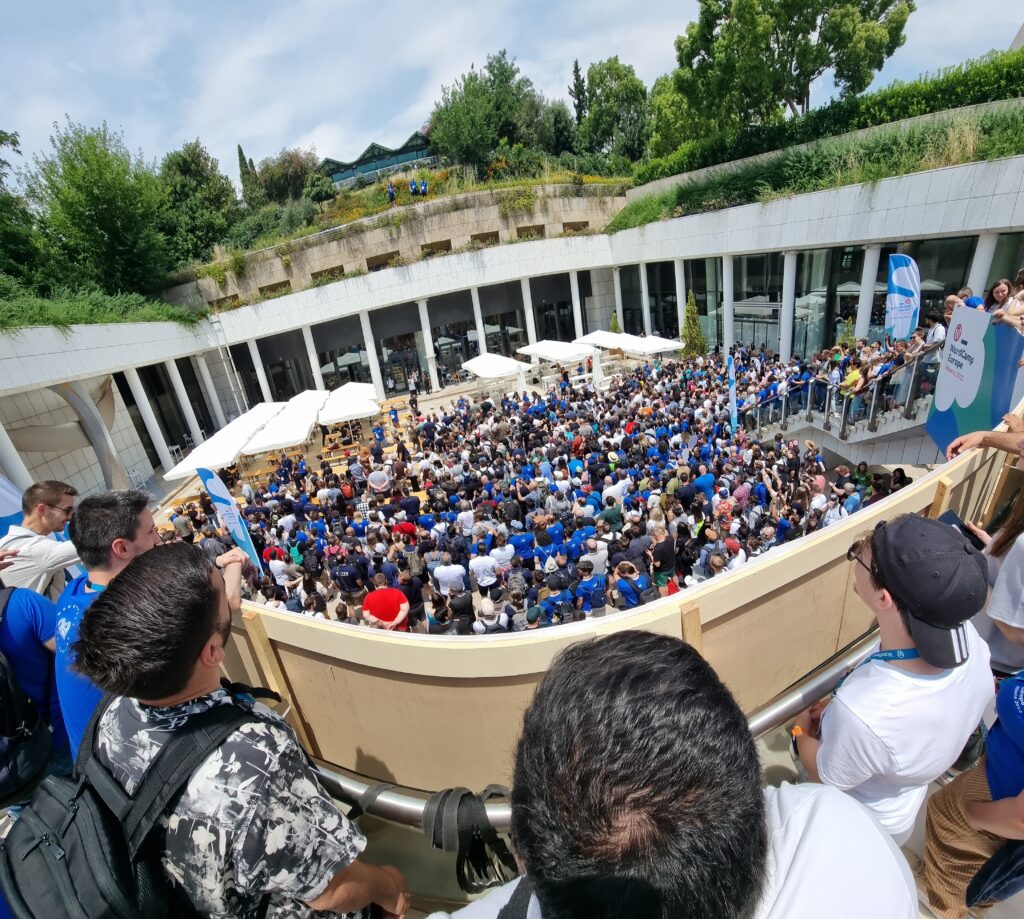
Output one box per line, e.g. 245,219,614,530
835,648,920,694
85,580,107,593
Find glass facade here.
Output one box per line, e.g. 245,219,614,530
733,253,785,351
478,282,529,357
646,263,678,337
683,258,722,351
984,232,1023,296
228,343,263,406
257,330,315,401
530,275,575,342
369,303,428,393
428,291,480,383
312,315,372,390
619,265,644,334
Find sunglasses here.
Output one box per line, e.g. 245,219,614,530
846,539,873,576
46,503,76,518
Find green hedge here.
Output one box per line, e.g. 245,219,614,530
636,48,1024,185
610,107,1024,233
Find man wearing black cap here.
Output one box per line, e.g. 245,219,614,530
792,515,994,844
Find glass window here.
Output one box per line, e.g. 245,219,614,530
734,253,785,351
257,330,315,401
312,315,372,391
684,258,722,351
370,303,429,394
138,364,189,450
175,358,214,434
479,281,529,358
428,291,479,384
987,233,1024,297
228,343,264,406
619,266,644,334
646,263,678,337
877,236,977,329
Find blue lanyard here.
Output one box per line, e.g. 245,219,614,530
835,648,920,693
85,580,107,593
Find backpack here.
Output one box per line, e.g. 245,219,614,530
0,587,52,801
630,577,661,606
285,593,304,613
302,548,322,578
506,570,528,596
588,582,608,610
404,548,425,577
0,688,272,919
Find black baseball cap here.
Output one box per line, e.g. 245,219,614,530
870,516,988,668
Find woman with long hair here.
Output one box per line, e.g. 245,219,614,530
983,278,1013,313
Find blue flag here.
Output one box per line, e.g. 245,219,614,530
885,254,921,341
727,353,738,433
197,468,263,571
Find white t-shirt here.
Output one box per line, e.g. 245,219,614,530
817,623,993,838
0,525,80,600
427,784,914,919
469,555,499,588
971,534,1024,674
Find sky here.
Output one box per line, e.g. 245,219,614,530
1,1,1021,183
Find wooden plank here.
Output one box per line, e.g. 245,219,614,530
928,476,953,519
242,608,317,755
680,602,703,656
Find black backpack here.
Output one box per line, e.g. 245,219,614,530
302,548,322,578
0,688,270,919
0,587,52,802
631,577,662,606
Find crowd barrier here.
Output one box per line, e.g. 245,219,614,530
221,438,1018,793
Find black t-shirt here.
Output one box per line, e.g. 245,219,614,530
448,593,475,633
652,538,675,574
397,577,425,620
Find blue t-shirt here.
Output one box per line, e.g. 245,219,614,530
615,574,653,609
985,673,1024,801
0,587,66,752
694,474,716,500
55,574,103,756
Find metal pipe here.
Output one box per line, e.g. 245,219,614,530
866,380,881,433
313,633,878,832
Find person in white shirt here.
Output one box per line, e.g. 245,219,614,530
468,549,499,598
793,515,994,844
428,631,914,919
0,480,80,600
434,554,468,596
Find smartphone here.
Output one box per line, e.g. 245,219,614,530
937,510,986,552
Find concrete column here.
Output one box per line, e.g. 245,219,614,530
52,381,129,490
967,232,1000,299
612,268,624,332
470,286,488,355
639,263,652,335
123,367,174,472
722,254,735,352
417,298,441,393
520,278,538,345
358,311,386,401
0,419,32,491
674,259,687,336
164,359,204,444
779,252,798,362
246,339,273,403
855,245,882,340
569,271,584,340
301,324,325,390
194,354,226,430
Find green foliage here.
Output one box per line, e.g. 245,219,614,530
680,289,707,358
837,316,858,349
430,69,499,167
25,118,172,294
646,75,695,159
159,140,239,266
304,172,335,210
638,46,1024,184
256,147,319,204
237,144,266,209
227,248,247,279
0,130,37,284
0,129,20,187
568,60,587,125
536,100,577,156
196,260,228,287
675,0,914,129
488,141,544,180
225,203,283,250
578,57,649,160
0,272,204,332
612,107,1024,231
278,197,317,235
497,187,535,217
609,311,622,334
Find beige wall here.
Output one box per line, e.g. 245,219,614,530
225,444,1007,792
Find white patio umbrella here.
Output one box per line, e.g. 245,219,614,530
241,390,329,456
462,353,533,394
163,402,285,480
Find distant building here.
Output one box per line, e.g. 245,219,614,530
319,132,434,186
1013,23,1024,52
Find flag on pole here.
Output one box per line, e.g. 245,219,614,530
197,468,263,571
727,353,738,433
885,254,921,341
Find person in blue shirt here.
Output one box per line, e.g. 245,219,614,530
55,490,161,757
575,560,608,616
614,562,654,610
509,522,535,561
0,577,66,773
693,465,716,501
540,576,577,624
410,178,419,196
420,179,428,196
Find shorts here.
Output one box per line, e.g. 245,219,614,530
653,571,673,588
340,589,365,607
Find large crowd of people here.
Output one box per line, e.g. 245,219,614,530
1,297,1023,917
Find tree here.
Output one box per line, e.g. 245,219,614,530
536,100,576,156
609,311,622,334
237,143,266,209
159,140,239,266
578,57,649,161
25,119,171,294
483,50,537,149
304,172,335,211
675,0,915,129
568,59,588,125
680,289,708,359
256,147,319,205
429,69,499,167
646,75,696,159
0,130,38,285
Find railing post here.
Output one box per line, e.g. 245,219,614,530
903,357,923,420
780,390,790,431
838,393,852,440
866,381,881,433
756,402,764,435
806,381,816,422
823,385,833,432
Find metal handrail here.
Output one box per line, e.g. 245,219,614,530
312,632,878,832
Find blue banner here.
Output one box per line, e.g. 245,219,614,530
196,468,263,571
885,254,921,341
727,353,738,433
0,475,23,540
